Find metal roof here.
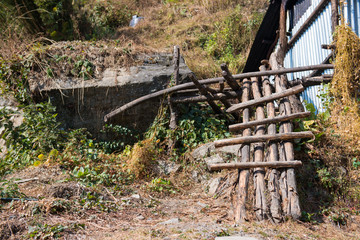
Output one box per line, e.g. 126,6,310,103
243,0,281,73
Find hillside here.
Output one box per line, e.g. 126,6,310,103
1,0,360,239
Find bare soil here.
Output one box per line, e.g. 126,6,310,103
0,165,359,240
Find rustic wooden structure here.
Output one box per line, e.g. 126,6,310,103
103,46,333,224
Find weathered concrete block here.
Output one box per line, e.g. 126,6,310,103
30,52,193,139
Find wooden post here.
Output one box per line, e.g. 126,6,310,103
235,78,251,224
270,53,301,220
168,46,180,153
277,0,287,66
331,0,339,33
260,64,282,223
250,76,267,221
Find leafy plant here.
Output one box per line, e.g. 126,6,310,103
148,178,177,194
0,101,66,175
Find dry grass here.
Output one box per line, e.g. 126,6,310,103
329,23,360,147
115,0,268,78
124,139,155,178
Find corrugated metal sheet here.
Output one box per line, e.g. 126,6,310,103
285,0,333,113
285,0,360,114
343,0,360,35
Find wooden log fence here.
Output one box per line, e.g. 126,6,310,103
101,45,328,225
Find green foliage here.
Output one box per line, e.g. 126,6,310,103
0,101,66,175
72,58,94,80
202,6,263,73
317,167,348,197
34,0,73,40
98,124,139,154
28,223,84,239
83,1,132,39
78,191,118,212
147,103,230,155
0,58,32,104
148,177,177,194
0,180,26,199
301,211,317,223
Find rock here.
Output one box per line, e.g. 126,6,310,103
131,194,141,199
157,218,180,225
204,154,224,165
192,170,207,183
215,236,259,240
191,143,215,160
135,215,145,220
156,160,181,175
197,201,207,208
216,144,241,156
208,177,222,195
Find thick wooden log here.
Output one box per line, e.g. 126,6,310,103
331,0,339,33
168,46,180,153
104,64,333,121
227,84,304,113
229,111,311,132
277,0,287,65
235,78,251,224
270,53,301,220
215,131,314,148
260,64,282,223
251,76,267,221
208,161,303,171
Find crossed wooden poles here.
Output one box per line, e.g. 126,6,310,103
104,48,333,224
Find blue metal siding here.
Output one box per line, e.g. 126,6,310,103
285,0,333,113
285,0,360,113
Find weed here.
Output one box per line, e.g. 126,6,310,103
0,180,26,199
27,223,84,239
148,178,177,194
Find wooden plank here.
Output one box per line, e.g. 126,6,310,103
214,131,314,148
227,84,304,113
250,76,267,221
229,111,311,132
235,78,251,224
104,64,333,122
287,0,330,50
260,64,282,223
208,161,303,171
